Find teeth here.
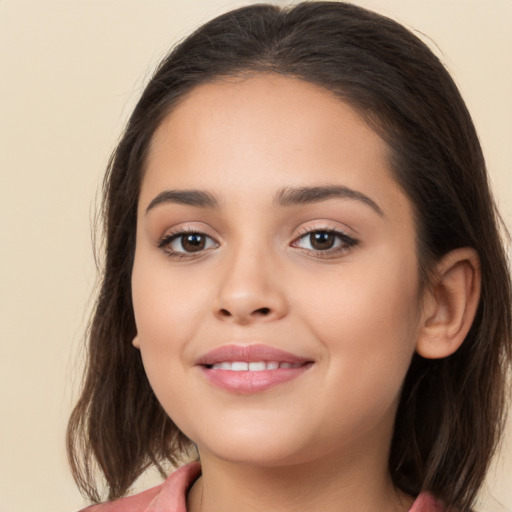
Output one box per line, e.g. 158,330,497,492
231,362,248,371
210,361,301,371
248,361,266,371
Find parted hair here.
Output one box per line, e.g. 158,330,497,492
67,2,512,510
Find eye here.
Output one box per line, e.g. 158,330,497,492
292,229,358,255
159,231,218,256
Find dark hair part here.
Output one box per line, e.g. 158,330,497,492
67,2,512,509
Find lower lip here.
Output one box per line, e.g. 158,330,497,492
199,364,312,394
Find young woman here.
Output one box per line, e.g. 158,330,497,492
67,2,512,511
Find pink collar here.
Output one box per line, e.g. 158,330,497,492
409,491,446,512
82,463,445,512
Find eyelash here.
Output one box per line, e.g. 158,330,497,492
291,227,359,258
158,228,219,260
158,227,359,260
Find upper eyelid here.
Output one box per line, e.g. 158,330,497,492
157,223,218,242
291,214,359,234
159,229,218,246
156,223,355,239
293,222,356,239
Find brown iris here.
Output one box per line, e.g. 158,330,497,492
310,231,336,250
181,233,207,252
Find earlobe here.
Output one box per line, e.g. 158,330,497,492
416,248,481,359
132,335,140,349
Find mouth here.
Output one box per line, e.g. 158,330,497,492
207,361,303,371
196,344,314,394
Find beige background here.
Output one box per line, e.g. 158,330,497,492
0,1,510,511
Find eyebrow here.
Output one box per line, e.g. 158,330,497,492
275,185,384,217
145,189,218,213
145,185,384,217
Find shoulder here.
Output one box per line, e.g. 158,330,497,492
78,462,202,512
79,485,162,512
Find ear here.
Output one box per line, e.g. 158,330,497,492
416,247,481,359
132,335,140,349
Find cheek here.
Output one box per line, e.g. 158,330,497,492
132,255,210,346
131,279,195,429
306,243,420,334
297,251,421,396
131,259,201,401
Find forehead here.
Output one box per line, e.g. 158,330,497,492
142,74,409,220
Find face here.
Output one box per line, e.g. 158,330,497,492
132,74,423,468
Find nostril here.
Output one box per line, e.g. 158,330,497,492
254,307,271,316
216,306,274,321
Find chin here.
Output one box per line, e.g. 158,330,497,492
190,425,325,468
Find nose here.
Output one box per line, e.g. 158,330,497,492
213,248,288,325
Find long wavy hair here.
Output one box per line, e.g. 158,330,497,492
67,3,512,510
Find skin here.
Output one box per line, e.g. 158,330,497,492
131,74,480,512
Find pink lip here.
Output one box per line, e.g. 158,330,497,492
196,344,314,394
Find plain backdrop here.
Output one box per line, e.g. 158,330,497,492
0,1,511,511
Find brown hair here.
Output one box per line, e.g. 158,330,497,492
67,2,512,510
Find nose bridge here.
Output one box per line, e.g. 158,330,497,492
214,235,287,323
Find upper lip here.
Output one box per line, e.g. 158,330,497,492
196,344,312,366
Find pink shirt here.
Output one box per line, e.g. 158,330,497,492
80,463,445,512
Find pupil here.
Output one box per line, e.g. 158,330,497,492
311,232,334,250
182,234,205,252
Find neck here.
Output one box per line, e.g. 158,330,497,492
187,444,413,512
